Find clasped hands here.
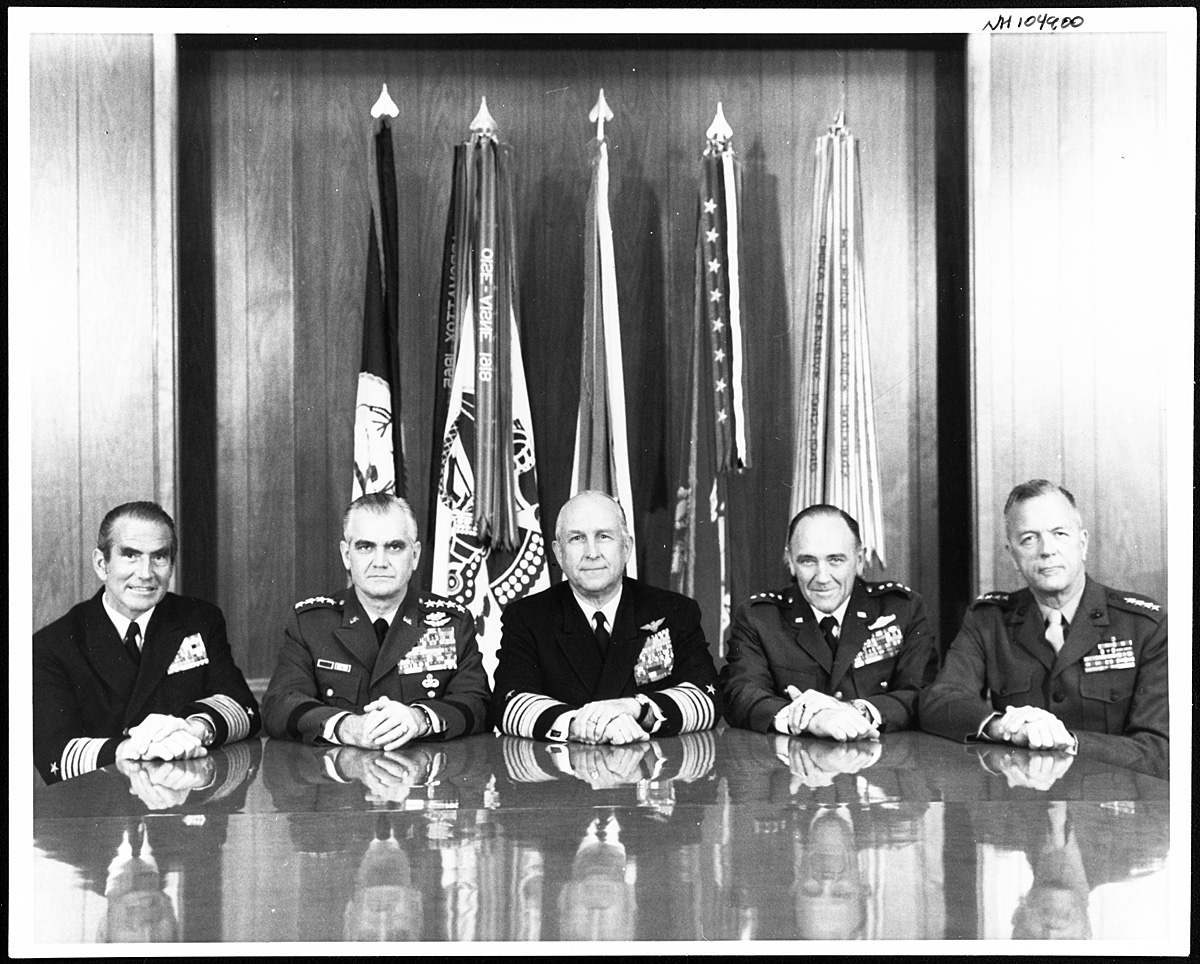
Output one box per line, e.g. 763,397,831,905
116,755,215,810
116,712,211,763
567,698,649,745
778,734,882,792
975,743,1075,791
985,705,1075,751
333,745,437,803
777,686,880,742
335,696,431,751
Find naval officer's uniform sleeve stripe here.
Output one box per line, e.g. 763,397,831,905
677,730,716,780
61,737,107,780
198,694,252,742
501,737,556,782
657,682,715,733
500,692,569,739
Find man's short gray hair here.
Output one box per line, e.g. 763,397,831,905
342,492,418,540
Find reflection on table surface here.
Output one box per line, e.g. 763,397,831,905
32,728,1172,943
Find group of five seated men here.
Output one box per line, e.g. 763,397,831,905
33,480,1168,785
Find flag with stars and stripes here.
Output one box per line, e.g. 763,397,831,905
429,100,550,684
790,113,886,567
570,92,638,576
670,104,748,654
352,116,406,501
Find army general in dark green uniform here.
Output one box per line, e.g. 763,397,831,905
263,493,491,746
721,504,938,739
921,480,1168,778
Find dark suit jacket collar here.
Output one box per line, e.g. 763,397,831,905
81,589,138,698
128,592,200,725
554,577,656,697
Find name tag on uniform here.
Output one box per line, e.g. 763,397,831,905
1083,637,1136,673
853,625,904,668
167,633,210,674
316,658,352,673
398,627,459,675
635,629,674,685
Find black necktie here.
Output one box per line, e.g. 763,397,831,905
819,615,839,652
593,611,611,659
123,622,142,665
373,618,389,646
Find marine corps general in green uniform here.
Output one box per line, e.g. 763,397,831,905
263,493,491,747
721,504,938,739
921,480,1168,779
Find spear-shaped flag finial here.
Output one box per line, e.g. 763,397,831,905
706,101,733,145
831,110,847,134
589,88,613,141
371,83,399,119
471,96,497,137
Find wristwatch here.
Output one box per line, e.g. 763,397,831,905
191,716,216,747
634,693,655,728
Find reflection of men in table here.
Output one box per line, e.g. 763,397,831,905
263,493,490,749
922,480,1168,777
33,501,260,784
721,504,937,740
494,491,720,744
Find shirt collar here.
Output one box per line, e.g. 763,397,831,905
354,589,402,627
1036,583,1086,626
101,592,155,642
810,593,853,631
571,584,624,631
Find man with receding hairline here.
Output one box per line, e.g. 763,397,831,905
921,479,1168,777
34,501,260,784
263,492,490,747
721,503,938,739
493,490,721,743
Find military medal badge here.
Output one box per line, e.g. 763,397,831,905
853,624,904,668
1083,637,1136,673
399,627,459,674
634,622,674,685
167,633,210,674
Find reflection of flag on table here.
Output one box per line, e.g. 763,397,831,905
671,104,748,653
429,100,549,683
353,117,406,500
571,91,637,575
791,113,885,567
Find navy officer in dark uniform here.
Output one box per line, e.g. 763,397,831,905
921,479,1168,778
493,490,720,744
263,493,490,747
721,504,938,739
34,501,260,784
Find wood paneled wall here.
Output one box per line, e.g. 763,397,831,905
970,33,1169,605
179,40,945,678
30,34,177,631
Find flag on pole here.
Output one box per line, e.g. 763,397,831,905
429,98,551,683
570,89,637,576
352,114,406,500
790,113,886,567
670,103,748,653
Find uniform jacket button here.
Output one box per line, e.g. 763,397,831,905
1052,691,1065,703
879,681,888,690
834,691,843,700
326,688,334,697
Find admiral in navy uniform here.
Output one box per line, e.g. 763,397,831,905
921,480,1168,778
494,491,721,744
721,504,938,739
263,493,490,746
33,502,260,785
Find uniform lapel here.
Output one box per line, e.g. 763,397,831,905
788,590,833,672
81,591,138,701
556,584,605,691
335,591,387,677
126,594,187,725
830,583,872,687
596,579,643,696
1051,577,1109,678
1009,589,1055,673
371,592,422,687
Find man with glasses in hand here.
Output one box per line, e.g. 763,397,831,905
263,493,490,748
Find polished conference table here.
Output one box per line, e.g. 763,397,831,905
31,727,1172,945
